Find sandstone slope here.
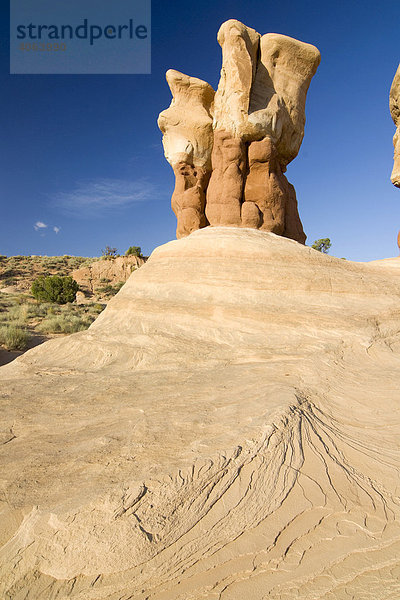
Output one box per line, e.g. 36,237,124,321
1,227,400,599
368,256,400,269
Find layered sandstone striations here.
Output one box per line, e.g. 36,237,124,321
1,227,400,599
390,63,400,187
158,20,320,242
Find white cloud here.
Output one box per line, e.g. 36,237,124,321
52,178,160,217
53,226,61,234
34,221,47,231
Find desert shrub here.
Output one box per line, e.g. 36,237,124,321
0,295,13,313
0,268,17,280
101,246,118,259
1,278,16,287
36,314,94,334
311,238,331,254
93,303,105,313
31,275,79,304
0,303,27,324
0,324,30,350
0,310,10,323
6,304,29,324
125,246,142,257
100,277,111,283
96,284,112,295
0,296,48,326
61,303,82,316
25,303,46,318
47,260,66,269
96,281,124,297
0,255,7,260
68,257,90,269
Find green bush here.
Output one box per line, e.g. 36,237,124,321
0,324,30,350
31,275,79,304
125,246,142,257
311,238,331,254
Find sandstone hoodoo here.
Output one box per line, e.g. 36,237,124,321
390,63,400,187
158,19,320,242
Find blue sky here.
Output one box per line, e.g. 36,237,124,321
1,0,399,261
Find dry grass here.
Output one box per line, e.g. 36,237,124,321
0,253,117,355
36,311,99,334
0,291,105,351
0,324,30,350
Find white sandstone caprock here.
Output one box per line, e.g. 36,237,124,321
249,32,321,166
212,19,260,138
158,70,215,238
158,69,215,170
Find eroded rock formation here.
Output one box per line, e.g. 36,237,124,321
158,70,215,238
158,19,320,242
390,64,400,187
72,255,145,298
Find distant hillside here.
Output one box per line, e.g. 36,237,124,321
0,255,98,292
0,253,146,363
0,254,146,301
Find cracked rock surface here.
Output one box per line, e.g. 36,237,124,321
1,227,400,599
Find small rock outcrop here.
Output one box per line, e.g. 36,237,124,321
72,255,145,298
390,64,400,187
158,19,320,243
